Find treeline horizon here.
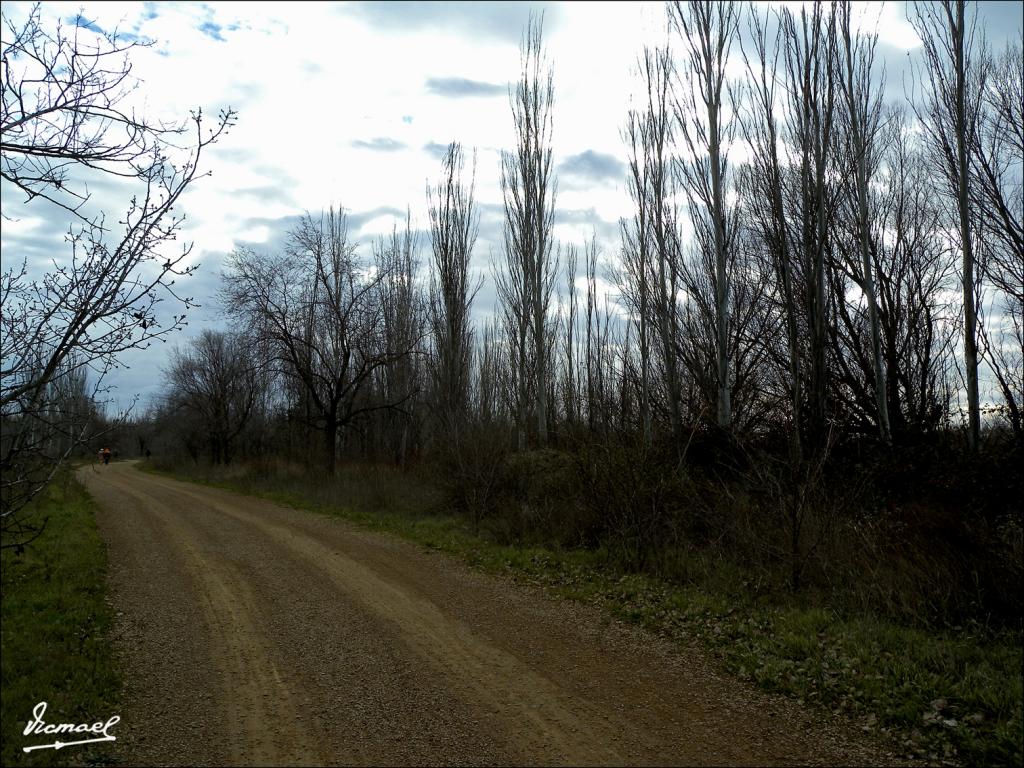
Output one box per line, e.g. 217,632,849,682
146,1,1020,460
6,1,1020,627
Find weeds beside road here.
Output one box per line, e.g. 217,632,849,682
0,470,120,767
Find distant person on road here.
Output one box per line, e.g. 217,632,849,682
102,447,111,465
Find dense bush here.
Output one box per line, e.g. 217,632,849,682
439,427,1024,630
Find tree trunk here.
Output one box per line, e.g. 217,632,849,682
953,1,980,450
707,54,731,430
536,303,548,447
324,413,338,476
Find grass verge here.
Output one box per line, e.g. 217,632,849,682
1,472,120,767
146,461,1023,767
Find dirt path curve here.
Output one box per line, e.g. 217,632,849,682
79,461,898,766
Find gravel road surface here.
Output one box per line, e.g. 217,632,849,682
79,461,899,766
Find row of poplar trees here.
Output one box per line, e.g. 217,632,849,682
159,0,1021,474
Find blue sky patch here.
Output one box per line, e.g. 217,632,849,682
199,21,225,41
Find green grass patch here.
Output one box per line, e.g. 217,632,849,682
147,461,1023,766
1,473,120,767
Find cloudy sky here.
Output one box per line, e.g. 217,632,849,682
2,1,1021,410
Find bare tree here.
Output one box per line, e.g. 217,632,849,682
835,0,891,442
560,243,582,429
0,5,234,540
0,353,100,546
738,7,804,447
583,237,618,434
782,2,840,450
619,44,685,442
375,212,424,465
494,243,531,450
671,0,740,430
428,142,481,436
911,0,986,449
474,317,504,425
498,12,558,449
2,4,188,220
165,330,259,465
738,2,840,451
222,209,415,475
972,42,1023,438
874,110,958,436
619,76,655,442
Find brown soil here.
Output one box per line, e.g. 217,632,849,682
79,461,903,766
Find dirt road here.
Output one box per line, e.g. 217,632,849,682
80,461,895,766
